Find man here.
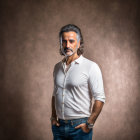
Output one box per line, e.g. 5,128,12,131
51,24,105,140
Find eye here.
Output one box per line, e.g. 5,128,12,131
69,40,75,43
62,40,67,44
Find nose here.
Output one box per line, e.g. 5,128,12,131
66,41,70,48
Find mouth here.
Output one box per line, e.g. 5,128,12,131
64,48,73,53
66,50,71,52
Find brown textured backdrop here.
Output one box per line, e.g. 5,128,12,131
0,0,140,140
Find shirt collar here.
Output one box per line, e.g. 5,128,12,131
62,55,83,65
74,55,83,64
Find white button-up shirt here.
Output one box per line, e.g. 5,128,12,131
53,55,105,120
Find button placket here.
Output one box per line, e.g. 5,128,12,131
61,62,73,119
62,71,67,119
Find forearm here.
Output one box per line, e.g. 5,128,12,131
51,96,57,119
88,100,104,124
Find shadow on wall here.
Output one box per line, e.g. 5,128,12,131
0,46,29,140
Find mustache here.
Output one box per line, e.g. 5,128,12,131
64,48,73,52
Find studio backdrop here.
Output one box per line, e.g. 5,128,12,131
0,0,140,140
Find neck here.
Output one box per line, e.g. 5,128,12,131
66,53,80,65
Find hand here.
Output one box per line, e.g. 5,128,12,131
75,123,91,133
51,119,60,126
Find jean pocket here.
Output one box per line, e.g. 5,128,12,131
80,127,92,134
52,124,56,129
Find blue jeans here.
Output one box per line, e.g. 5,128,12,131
52,118,93,140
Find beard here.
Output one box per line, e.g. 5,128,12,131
64,48,73,53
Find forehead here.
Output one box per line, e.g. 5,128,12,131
62,31,77,39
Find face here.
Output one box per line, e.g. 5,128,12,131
62,31,80,56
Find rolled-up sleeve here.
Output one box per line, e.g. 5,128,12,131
88,63,106,103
